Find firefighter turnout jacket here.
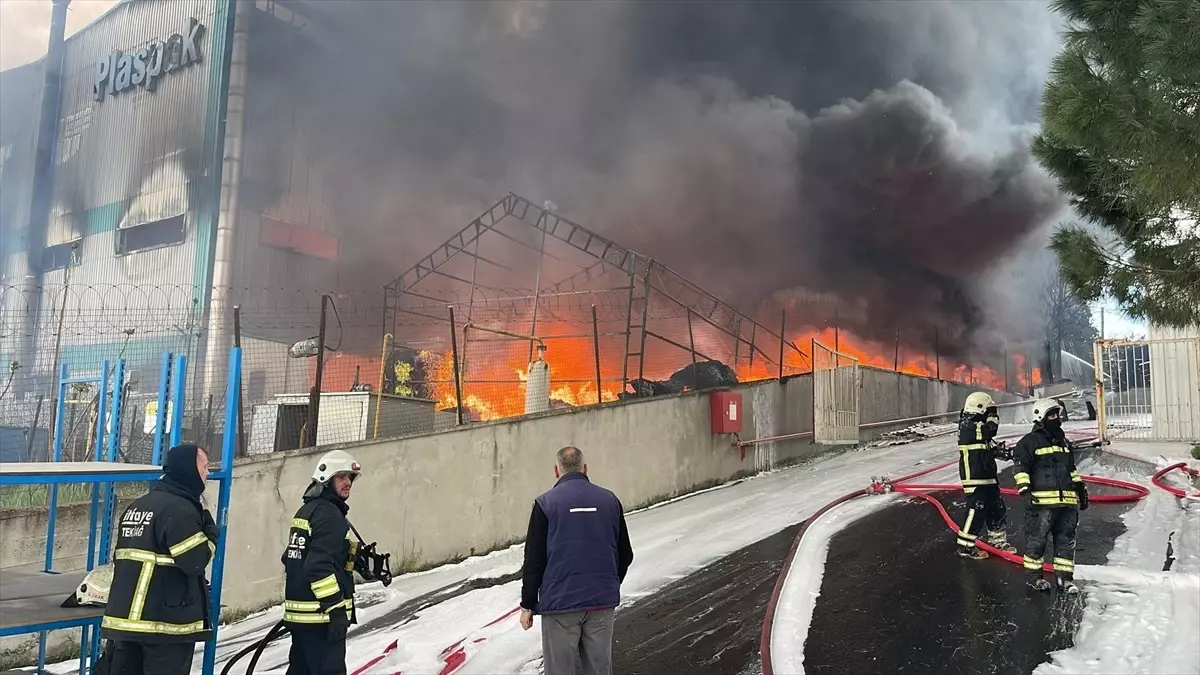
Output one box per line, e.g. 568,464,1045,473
282,486,357,627
1012,426,1083,508
101,481,214,642
958,411,1001,494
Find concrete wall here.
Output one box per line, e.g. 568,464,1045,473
2,368,1020,620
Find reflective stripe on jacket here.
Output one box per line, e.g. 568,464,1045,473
958,413,1000,494
1012,426,1084,508
281,488,356,626
101,481,213,643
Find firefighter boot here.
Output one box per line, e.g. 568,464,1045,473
958,545,989,560
1027,574,1051,592
1057,576,1080,595
986,530,1018,554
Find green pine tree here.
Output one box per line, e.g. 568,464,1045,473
1032,0,1200,328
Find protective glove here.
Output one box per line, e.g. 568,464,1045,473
1019,487,1032,509
201,509,219,543
1077,485,1089,511
328,608,349,642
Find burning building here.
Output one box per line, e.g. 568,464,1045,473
1,0,1055,435
0,0,376,406
359,193,1044,423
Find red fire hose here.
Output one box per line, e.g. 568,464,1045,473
1151,461,1200,498
761,454,1152,675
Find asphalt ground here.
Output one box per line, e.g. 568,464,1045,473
611,467,1133,675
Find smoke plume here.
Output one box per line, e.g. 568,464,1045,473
257,0,1065,356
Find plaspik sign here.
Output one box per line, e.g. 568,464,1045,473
93,18,205,102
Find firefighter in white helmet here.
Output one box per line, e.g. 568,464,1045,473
955,392,1018,559
281,450,362,675
1012,399,1087,594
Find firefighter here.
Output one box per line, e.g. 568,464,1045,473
1013,398,1088,594
99,444,218,675
282,450,362,675
956,392,1017,559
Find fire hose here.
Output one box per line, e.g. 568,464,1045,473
1151,461,1200,498
867,440,1150,570
762,439,1154,675
219,522,393,675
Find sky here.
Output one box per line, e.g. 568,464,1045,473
1091,300,1148,340
0,0,118,70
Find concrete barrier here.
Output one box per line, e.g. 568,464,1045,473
2,369,1024,621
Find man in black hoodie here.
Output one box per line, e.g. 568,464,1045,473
282,449,361,675
99,444,218,675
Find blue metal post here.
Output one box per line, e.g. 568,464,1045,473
93,360,126,669
152,353,172,464
170,353,188,447
98,360,126,566
85,361,110,572
202,347,240,675
44,362,69,573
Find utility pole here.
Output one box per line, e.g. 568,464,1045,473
305,295,330,447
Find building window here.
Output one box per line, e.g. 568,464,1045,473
43,241,81,271
117,214,186,255
260,216,339,261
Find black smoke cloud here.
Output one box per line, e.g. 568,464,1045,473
256,0,1064,356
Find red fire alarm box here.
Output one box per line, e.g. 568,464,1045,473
710,391,743,434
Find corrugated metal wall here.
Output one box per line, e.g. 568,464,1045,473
47,0,220,279
4,0,234,389
0,61,45,364
233,3,338,292
1147,323,1200,441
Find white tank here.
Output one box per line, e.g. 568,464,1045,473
524,348,551,415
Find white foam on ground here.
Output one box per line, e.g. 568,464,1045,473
767,493,905,675
1034,455,1200,675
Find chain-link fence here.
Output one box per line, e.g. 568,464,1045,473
2,277,1050,473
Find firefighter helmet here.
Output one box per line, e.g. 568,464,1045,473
1032,398,1062,423
61,564,113,607
312,449,362,484
962,392,997,416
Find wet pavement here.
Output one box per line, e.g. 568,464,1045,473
611,524,798,675
804,485,1133,675
610,464,1133,675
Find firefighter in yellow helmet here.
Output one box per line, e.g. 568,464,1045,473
956,392,1017,559
1013,399,1087,594
282,450,362,675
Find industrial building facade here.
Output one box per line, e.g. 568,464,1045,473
0,0,345,418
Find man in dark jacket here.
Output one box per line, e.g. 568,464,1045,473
1013,399,1088,594
956,392,1017,559
520,446,634,675
99,444,217,675
282,449,361,675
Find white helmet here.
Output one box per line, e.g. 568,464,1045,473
963,392,997,415
1032,398,1062,423
61,564,113,607
312,449,362,484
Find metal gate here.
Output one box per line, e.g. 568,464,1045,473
812,339,860,445
1094,336,1200,442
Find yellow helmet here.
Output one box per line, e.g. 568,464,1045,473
962,391,996,416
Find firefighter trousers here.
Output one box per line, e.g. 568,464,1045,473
95,640,196,675
957,485,1008,549
1023,506,1078,582
286,625,347,675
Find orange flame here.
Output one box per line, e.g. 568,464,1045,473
311,321,1040,422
